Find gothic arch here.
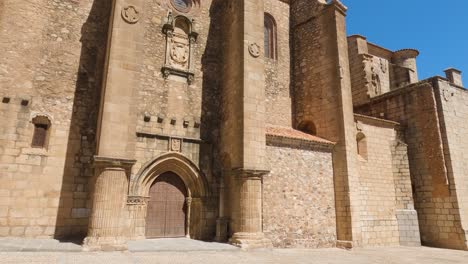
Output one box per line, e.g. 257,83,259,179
130,152,209,199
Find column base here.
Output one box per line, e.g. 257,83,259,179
215,217,229,242
83,236,128,251
229,232,272,249
336,240,353,249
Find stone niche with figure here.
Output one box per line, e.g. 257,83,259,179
162,10,198,84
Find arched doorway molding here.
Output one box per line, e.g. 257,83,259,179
130,152,210,199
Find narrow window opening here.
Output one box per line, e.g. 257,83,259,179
31,116,51,149
357,132,368,160
264,13,277,60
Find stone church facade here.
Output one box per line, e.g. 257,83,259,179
0,0,467,251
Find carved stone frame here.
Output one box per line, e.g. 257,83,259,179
162,12,198,84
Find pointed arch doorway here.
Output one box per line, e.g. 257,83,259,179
145,172,188,238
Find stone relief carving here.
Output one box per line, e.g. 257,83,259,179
127,196,147,205
380,58,387,73
170,36,189,67
121,5,140,24
162,12,197,84
248,43,261,58
443,89,454,102
170,138,182,152
371,66,382,96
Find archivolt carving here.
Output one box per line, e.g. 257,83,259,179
130,152,209,198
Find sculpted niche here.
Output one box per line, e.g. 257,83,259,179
162,12,198,84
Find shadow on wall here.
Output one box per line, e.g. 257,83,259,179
54,0,112,242
197,0,225,240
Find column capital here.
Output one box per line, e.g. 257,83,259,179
93,156,136,169
231,168,270,180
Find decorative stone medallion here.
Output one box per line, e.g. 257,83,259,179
248,43,261,58
171,138,182,152
121,5,140,24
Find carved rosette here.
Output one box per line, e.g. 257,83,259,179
162,12,197,84
121,5,140,24
248,42,261,58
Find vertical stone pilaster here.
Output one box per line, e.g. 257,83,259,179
291,0,362,248
83,157,135,251
220,0,271,248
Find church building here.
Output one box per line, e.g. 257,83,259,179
0,0,467,251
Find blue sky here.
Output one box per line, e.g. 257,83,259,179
345,0,468,79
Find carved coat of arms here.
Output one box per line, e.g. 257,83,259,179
170,41,189,65
171,138,182,152
169,35,189,69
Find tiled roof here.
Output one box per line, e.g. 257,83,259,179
266,126,334,145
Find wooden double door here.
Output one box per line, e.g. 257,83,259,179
145,172,187,238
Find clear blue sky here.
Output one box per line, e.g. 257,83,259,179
345,0,468,79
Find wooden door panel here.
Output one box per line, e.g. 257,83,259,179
145,172,187,238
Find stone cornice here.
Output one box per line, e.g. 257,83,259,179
354,114,400,129
325,0,348,16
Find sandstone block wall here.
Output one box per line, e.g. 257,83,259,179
433,79,468,250
355,80,466,250
0,0,110,238
355,115,420,246
263,136,336,248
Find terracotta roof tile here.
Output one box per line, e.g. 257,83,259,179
266,126,334,145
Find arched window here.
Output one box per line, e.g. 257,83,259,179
264,13,277,60
298,120,317,135
31,116,51,149
356,132,368,160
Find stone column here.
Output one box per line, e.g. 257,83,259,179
84,157,135,251
185,197,192,238
84,0,142,250
229,170,271,248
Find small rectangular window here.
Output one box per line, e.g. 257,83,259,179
32,124,48,148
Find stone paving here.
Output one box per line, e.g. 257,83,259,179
0,238,237,252
0,239,467,263
0,238,82,252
